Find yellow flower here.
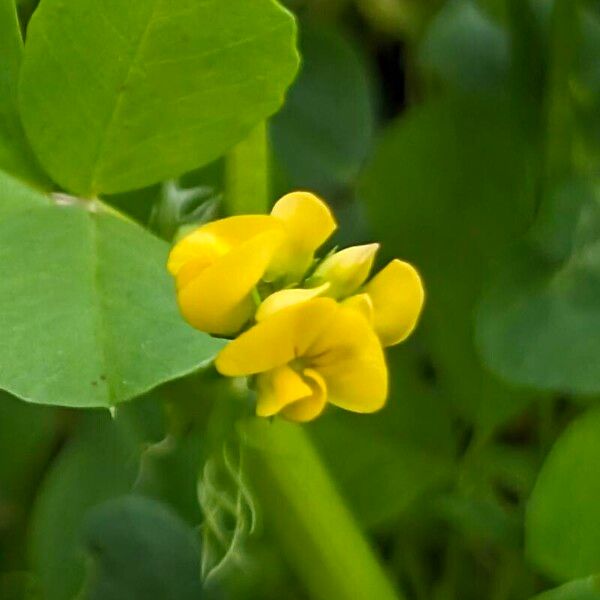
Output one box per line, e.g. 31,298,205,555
257,250,425,347
167,189,423,423
167,192,336,336
215,298,388,422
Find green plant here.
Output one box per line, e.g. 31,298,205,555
2,1,600,599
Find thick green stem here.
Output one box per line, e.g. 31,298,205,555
544,0,579,186
225,122,270,215
226,124,401,600
506,0,544,136
239,418,403,600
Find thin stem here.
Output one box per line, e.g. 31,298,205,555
225,122,270,216
239,418,403,600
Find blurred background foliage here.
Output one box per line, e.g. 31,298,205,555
2,0,600,599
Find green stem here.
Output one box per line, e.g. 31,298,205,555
506,0,544,135
544,0,579,186
226,123,401,600
239,418,403,600
225,122,270,215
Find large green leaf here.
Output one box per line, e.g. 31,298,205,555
0,171,223,408
526,408,600,581
360,96,538,434
476,181,600,394
0,164,48,218
0,0,48,185
19,0,299,196
81,496,206,600
271,23,375,195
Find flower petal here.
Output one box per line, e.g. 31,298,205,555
168,215,282,278
307,305,388,413
268,192,337,281
167,230,228,277
215,298,338,376
200,214,283,246
176,229,282,335
281,368,327,422
271,191,336,252
256,283,330,322
364,259,425,347
255,365,312,418
342,293,374,323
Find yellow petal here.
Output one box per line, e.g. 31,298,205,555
255,365,312,418
197,214,283,248
281,368,327,422
255,366,327,422
271,191,336,252
307,304,388,413
216,298,339,376
176,229,282,335
167,230,228,277
364,259,425,347
267,192,337,281
311,243,379,298
256,283,330,322
342,293,374,323
168,215,282,278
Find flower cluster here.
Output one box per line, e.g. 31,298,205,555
168,192,424,422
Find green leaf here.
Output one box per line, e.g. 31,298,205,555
0,165,48,219
19,0,299,196
476,181,600,394
0,171,224,408
29,413,143,600
271,23,375,195
419,0,510,92
360,96,538,434
526,408,600,581
0,0,48,186
531,576,600,600
81,495,206,600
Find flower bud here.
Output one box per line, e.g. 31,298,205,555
310,243,379,299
